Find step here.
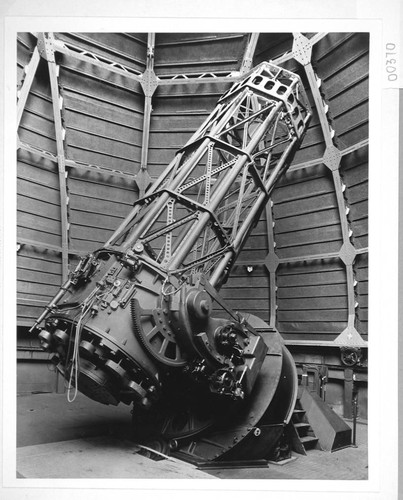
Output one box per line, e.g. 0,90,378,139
294,422,311,429
300,436,318,445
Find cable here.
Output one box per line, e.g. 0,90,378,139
160,275,187,297
66,298,94,403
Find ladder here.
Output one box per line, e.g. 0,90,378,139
290,399,320,455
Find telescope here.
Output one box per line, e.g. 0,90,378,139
31,61,311,462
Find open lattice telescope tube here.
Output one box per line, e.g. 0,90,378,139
32,62,311,462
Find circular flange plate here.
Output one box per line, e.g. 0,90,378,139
131,298,187,367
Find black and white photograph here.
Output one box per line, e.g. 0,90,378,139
1,2,401,500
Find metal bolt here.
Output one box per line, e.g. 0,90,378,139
200,300,210,314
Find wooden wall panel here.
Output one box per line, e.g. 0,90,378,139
148,84,231,176
17,147,62,326
277,259,348,342
17,246,63,326
313,33,369,79
237,217,270,261
254,33,293,63
314,33,369,148
17,33,37,88
272,165,343,260
23,92,56,128
58,59,144,106
68,168,136,254
154,33,247,76
17,146,61,247
218,211,270,321
56,32,147,74
354,253,368,339
340,148,368,250
18,58,57,154
219,265,271,323
57,52,144,174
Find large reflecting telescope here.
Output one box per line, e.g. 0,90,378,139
31,62,311,462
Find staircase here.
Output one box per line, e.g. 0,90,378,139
289,399,320,455
289,384,352,455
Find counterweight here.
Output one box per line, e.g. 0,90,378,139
32,62,311,462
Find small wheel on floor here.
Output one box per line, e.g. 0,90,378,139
138,437,170,461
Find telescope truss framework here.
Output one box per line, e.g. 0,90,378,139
106,62,310,291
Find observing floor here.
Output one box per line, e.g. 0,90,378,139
16,392,368,480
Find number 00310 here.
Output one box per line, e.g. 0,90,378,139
385,43,398,81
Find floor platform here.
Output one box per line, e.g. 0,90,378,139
17,436,213,479
17,392,368,480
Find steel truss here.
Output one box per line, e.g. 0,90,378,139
106,62,310,290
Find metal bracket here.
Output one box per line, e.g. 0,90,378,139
240,33,260,75
339,242,356,266
323,145,342,171
292,33,312,66
334,325,367,347
140,69,159,98
135,168,152,198
264,251,280,273
37,33,55,63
